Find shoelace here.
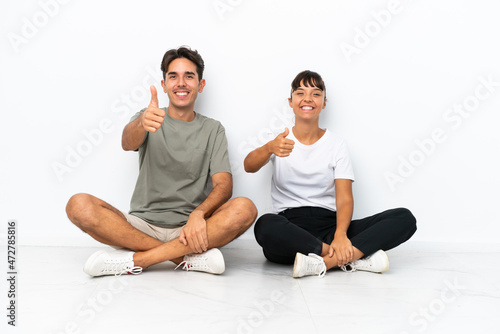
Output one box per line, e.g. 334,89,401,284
341,251,387,273
100,259,142,276
174,261,190,271
174,255,210,272
341,257,371,272
340,263,356,272
116,266,143,277
307,254,327,278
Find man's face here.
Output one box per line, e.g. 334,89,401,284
161,57,205,111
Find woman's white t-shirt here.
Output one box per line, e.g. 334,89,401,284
270,128,355,213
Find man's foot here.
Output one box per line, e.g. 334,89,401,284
292,253,327,278
341,250,390,273
175,248,225,274
84,249,143,277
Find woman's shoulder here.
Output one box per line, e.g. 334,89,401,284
322,129,348,147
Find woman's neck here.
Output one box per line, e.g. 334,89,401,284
292,121,325,145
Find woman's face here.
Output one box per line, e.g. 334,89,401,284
288,82,327,121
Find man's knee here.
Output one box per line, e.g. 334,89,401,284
229,197,258,225
66,193,97,229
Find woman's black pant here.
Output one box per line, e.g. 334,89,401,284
254,207,417,264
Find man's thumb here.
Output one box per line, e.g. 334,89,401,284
149,85,159,107
281,127,289,137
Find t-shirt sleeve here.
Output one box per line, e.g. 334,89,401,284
129,108,149,151
333,139,355,181
130,108,149,122
209,123,232,176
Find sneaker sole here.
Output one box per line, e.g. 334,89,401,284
292,253,303,278
209,248,225,274
83,250,106,276
366,250,390,273
379,250,390,273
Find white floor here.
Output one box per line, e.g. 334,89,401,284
5,242,500,334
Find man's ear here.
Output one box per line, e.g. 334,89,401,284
198,79,206,93
161,79,167,93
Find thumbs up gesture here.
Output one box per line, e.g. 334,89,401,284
141,85,166,133
267,128,295,157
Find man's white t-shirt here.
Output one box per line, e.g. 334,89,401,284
270,128,355,213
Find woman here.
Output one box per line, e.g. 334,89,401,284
244,70,417,278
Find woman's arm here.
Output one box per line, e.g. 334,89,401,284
244,128,295,173
329,178,355,266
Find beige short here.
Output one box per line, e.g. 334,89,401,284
122,212,183,243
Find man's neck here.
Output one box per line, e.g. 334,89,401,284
167,106,196,122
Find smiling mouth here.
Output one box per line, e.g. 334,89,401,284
175,91,189,97
301,106,314,111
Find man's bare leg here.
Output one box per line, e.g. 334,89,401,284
66,193,163,251
133,197,257,269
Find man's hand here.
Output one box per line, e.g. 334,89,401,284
328,233,354,267
140,85,166,133
179,210,208,253
266,128,295,157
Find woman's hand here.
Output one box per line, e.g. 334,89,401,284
329,232,354,267
244,128,295,173
267,128,295,157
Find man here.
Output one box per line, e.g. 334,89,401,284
66,46,257,277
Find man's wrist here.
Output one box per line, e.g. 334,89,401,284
190,209,205,218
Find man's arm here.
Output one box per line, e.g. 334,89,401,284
179,172,233,253
122,85,166,151
328,178,355,266
122,116,147,151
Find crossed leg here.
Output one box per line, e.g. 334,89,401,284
319,243,364,270
66,193,257,269
254,208,416,273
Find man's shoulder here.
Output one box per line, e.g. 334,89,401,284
195,112,224,129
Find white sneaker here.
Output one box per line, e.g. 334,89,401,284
341,250,390,273
293,253,327,278
175,248,225,274
83,249,143,277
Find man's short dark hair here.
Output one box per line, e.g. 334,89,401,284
161,46,205,81
290,70,326,98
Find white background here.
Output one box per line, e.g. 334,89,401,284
1,0,499,247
